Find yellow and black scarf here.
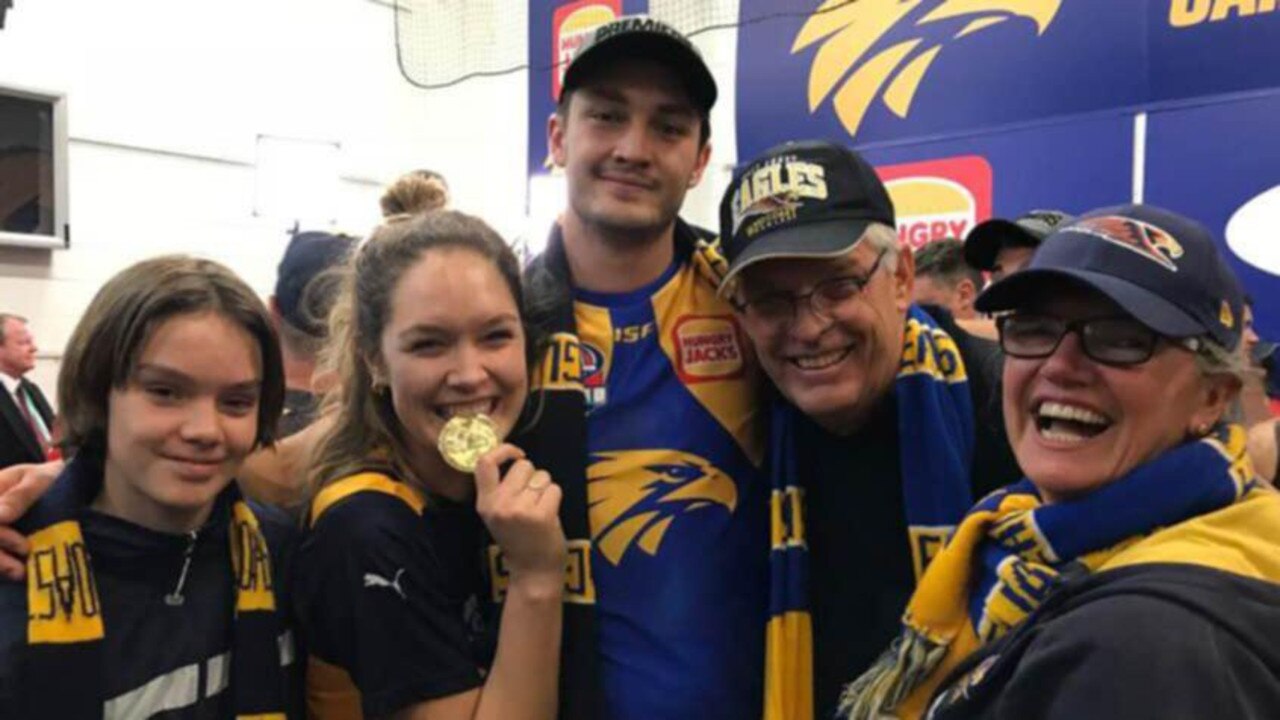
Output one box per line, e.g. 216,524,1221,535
21,456,287,719
766,306,976,720
837,423,1263,720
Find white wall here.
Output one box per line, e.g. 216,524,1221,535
0,0,532,404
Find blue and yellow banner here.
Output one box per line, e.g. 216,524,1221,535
736,0,1280,156
736,0,1280,337
1146,93,1280,340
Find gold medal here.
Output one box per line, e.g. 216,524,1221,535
437,414,499,473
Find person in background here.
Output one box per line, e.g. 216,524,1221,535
912,239,983,321
717,140,1021,719
0,256,298,718
1232,301,1269,422
237,230,355,507
0,313,54,469
272,230,357,437
1242,301,1280,482
841,205,1280,720
296,209,565,719
963,209,1072,285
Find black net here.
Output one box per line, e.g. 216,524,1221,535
393,1,861,90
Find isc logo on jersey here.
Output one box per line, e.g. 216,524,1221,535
551,0,621,98
792,0,1063,139
878,156,993,249
673,316,745,383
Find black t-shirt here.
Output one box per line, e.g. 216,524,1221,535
293,490,495,717
803,307,1021,716
0,480,300,719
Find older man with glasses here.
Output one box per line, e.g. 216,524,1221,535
717,140,1022,719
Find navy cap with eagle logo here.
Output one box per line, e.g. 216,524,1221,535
559,15,717,113
964,209,1074,271
718,139,895,290
976,204,1245,351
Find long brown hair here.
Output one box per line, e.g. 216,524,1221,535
308,210,527,494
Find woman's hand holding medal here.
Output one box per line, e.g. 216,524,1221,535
470,433,567,598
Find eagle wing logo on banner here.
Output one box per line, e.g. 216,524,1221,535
588,450,738,565
792,0,1063,139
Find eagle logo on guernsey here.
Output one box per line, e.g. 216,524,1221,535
792,0,1063,139
587,450,738,565
1069,215,1185,271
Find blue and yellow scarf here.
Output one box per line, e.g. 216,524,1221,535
837,423,1263,720
20,456,288,719
766,306,976,720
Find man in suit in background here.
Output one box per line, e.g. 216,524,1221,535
0,313,53,469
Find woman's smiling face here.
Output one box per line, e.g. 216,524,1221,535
376,247,528,465
1003,284,1235,503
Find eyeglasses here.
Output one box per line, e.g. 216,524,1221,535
738,250,887,323
996,313,1203,366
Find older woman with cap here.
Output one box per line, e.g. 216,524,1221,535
840,204,1280,720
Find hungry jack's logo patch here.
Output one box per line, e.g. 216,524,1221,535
672,316,746,382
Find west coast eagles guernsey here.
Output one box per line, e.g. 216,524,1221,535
571,258,768,719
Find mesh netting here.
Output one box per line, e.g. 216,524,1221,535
394,1,859,90
648,0,738,37
394,0,529,89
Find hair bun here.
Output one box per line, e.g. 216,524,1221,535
380,171,449,218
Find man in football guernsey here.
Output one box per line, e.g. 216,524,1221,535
574,250,766,718
517,16,768,720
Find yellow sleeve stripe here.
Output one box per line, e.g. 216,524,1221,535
310,472,426,526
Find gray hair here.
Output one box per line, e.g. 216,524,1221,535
1195,338,1251,383
0,313,27,344
861,223,900,269
1194,338,1254,427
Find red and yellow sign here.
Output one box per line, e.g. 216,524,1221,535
877,156,993,251
552,0,623,99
